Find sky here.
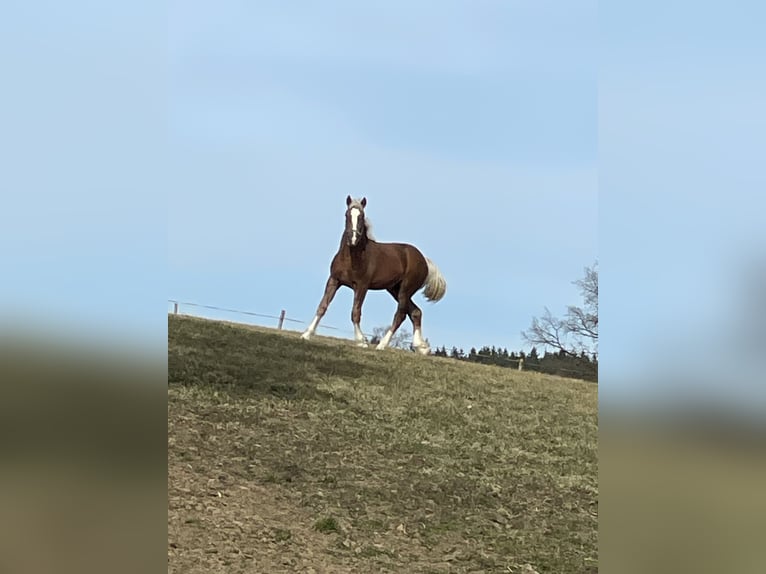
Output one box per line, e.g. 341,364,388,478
168,0,598,354
2,1,763,408
599,1,766,408
1,2,165,353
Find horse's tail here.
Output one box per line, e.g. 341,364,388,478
422,258,447,302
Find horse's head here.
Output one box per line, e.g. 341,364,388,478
345,195,368,247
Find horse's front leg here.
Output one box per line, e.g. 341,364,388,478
351,287,369,347
301,277,339,340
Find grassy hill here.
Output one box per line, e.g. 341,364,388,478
168,315,598,573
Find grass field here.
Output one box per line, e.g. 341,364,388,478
168,315,598,573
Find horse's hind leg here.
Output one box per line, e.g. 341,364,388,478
377,284,431,355
376,285,411,351
408,300,430,355
301,277,339,340
375,302,409,351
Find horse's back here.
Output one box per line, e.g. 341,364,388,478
370,241,428,288
394,242,427,267
330,240,429,291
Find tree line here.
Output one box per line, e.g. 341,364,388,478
429,344,597,382
431,263,598,382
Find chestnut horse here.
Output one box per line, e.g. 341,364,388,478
301,196,446,354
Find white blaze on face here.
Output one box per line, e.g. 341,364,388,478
350,207,361,245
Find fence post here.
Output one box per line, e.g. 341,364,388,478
173,302,178,315
518,357,524,371
277,309,286,329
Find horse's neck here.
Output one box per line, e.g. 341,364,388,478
337,235,372,262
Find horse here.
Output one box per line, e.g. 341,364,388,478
300,195,446,355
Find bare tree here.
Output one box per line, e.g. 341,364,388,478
522,263,598,358
371,326,412,350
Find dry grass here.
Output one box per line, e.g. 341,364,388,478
168,315,597,573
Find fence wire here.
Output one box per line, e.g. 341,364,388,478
168,299,369,338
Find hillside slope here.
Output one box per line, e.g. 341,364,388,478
168,315,597,573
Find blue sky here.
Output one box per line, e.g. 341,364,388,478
3,1,763,405
1,2,165,352
168,1,598,354
600,2,766,406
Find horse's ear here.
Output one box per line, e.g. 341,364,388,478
346,195,352,207
361,197,367,208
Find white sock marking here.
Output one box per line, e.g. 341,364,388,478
301,315,320,339
354,323,368,346
412,328,430,355
376,328,394,350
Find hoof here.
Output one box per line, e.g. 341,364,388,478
356,342,369,348
416,345,431,356
375,344,387,351
300,332,311,340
